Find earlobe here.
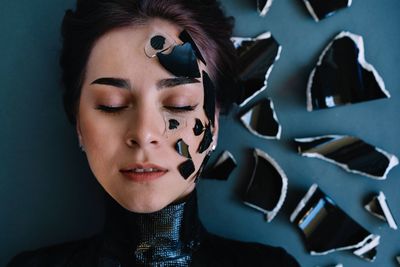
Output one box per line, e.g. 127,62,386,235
75,118,85,151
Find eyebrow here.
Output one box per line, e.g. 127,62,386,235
90,76,199,91
91,77,131,90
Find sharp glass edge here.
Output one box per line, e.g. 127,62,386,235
244,148,288,222
315,264,343,267
295,135,399,179
396,256,400,264
302,0,352,22
240,97,282,139
306,31,389,112
291,184,380,259
257,0,274,17
364,191,398,230
231,32,282,108
214,150,237,167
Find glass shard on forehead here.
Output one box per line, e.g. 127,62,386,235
307,31,390,111
303,0,351,21
203,151,237,181
364,191,398,230
175,139,191,159
257,0,273,17
240,98,281,140
178,159,195,180
290,184,380,262
243,148,288,222
144,32,176,58
202,71,216,126
178,30,206,65
232,32,281,107
294,135,399,179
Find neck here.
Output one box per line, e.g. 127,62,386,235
101,190,203,266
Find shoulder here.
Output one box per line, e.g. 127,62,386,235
193,233,300,267
7,236,101,267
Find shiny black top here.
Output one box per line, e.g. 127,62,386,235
7,191,300,267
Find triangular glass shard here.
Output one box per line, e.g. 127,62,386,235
295,135,399,179
232,32,282,107
290,184,380,262
307,31,390,111
364,191,398,230
302,0,351,21
240,98,281,139
203,150,237,181
257,0,273,16
243,148,288,222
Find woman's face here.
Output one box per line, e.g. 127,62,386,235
76,19,218,213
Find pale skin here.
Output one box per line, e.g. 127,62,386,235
76,18,219,213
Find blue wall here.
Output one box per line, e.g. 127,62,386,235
1,0,399,266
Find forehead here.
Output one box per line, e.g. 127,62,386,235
85,19,183,79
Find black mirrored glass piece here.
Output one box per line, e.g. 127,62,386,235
295,135,399,179
203,151,237,181
168,119,180,130
303,0,351,21
194,150,213,183
243,148,288,222
240,98,281,140
307,32,390,111
364,192,398,230
257,0,273,16
178,159,195,180
232,32,281,106
197,124,213,154
193,118,204,136
202,71,216,126
179,30,206,65
151,35,166,50
290,184,380,261
157,43,200,78
175,139,191,159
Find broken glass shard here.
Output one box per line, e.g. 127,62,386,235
202,71,216,126
175,139,191,159
193,118,204,136
203,151,237,181
150,35,166,50
179,30,206,65
232,32,282,107
290,184,380,261
364,191,398,230
243,148,288,222
307,31,389,111
178,159,195,180
302,0,352,21
396,256,400,264
168,119,180,130
240,98,281,140
295,135,399,180
257,0,273,17
197,124,213,154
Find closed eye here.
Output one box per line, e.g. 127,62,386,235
164,105,198,113
96,105,128,113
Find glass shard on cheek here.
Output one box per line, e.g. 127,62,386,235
178,159,196,180
197,124,213,154
175,139,191,159
193,118,204,136
168,119,180,130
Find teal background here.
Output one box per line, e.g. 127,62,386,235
1,0,399,266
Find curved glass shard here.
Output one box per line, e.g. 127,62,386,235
307,31,389,111
295,135,399,179
302,0,351,21
243,148,288,222
232,32,282,107
240,98,281,140
257,0,273,17
203,150,237,181
290,184,380,262
364,191,398,230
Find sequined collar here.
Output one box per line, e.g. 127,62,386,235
100,190,204,266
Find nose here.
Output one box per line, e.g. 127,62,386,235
125,105,164,148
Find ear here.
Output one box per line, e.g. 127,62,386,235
75,117,83,146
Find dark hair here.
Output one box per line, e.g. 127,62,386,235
60,0,239,124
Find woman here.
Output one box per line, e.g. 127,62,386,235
8,0,300,266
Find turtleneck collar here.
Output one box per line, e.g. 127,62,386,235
100,190,204,266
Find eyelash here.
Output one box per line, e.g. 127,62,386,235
95,104,197,114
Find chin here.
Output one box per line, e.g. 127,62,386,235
116,193,172,214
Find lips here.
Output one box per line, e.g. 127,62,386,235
120,163,168,182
